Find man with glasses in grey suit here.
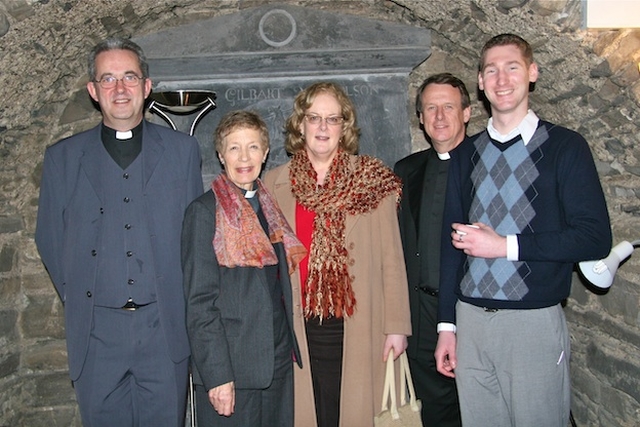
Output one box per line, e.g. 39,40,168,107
35,37,203,426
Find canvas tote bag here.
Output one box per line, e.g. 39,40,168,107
374,349,423,427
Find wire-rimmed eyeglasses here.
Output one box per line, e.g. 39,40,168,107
93,74,145,89
304,114,345,126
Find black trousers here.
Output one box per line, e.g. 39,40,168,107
409,293,461,427
305,316,344,427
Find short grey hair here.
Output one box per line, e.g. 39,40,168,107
87,37,149,81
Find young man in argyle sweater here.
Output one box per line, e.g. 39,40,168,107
434,33,611,427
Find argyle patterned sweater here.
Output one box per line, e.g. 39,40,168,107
438,120,611,324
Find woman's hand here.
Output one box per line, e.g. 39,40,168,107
382,334,408,361
208,381,235,416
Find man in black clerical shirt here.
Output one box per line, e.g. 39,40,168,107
394,73,471,427
35,37,203,426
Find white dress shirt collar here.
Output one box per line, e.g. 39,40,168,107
487,110,539,146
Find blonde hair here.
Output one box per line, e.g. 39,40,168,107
284,82,360,155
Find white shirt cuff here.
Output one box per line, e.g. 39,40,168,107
437,322,457,334
506,234,519,261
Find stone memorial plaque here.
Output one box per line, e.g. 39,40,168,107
134,4,430,186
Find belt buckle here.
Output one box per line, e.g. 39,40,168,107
483,307,499,313
122,299,141,311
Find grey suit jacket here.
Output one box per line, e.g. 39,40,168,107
35,120,204,380
181,189,302,391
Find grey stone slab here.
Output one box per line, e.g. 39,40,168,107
150,75,415,186
22,340,68,372
0,353,19,380
133,4,430,185
0,215,23,233
0,310,17,337
135,4,430,79
31,372,76,407
0,245,15,273
21,295,65,340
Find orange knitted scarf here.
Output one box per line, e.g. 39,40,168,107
289,150,402,320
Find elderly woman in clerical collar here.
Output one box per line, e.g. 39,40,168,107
181,110,306,427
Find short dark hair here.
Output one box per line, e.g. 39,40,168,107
215,110,270,154
284,82,360,155
88,37,149,81
479,33,533,72
415,73,471,114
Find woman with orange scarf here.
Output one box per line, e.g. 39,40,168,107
264,82,411,427
182,110,306,427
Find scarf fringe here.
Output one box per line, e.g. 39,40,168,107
290,150,402,320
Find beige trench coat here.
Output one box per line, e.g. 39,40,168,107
264,157,412,427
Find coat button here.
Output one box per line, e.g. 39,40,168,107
100,208,104,214
124,224,131,230
91,250,97,256
123,197,130,203
128,279,135,285
126,251,133,257
123,173,129,179
86,291,92,298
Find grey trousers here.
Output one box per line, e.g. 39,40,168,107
455,301,570,427
74,304,189,427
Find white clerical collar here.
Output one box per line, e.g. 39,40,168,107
115,130,133,140
437,151,451,160
244,189,257,198
487,110,539,146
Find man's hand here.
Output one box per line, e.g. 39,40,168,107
208,381,235,416
451,222,507,259
435,331,457,378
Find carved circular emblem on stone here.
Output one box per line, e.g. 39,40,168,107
259,9,297,48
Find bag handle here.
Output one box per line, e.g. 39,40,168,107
379,349,421,419
380,348,400,420
399,351,420,411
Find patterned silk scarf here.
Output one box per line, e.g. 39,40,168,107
212,173,306,274
289,150,402,320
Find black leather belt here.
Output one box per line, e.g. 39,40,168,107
417,286,439,297
121,299,151,311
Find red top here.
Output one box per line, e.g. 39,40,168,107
295,202,316,306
